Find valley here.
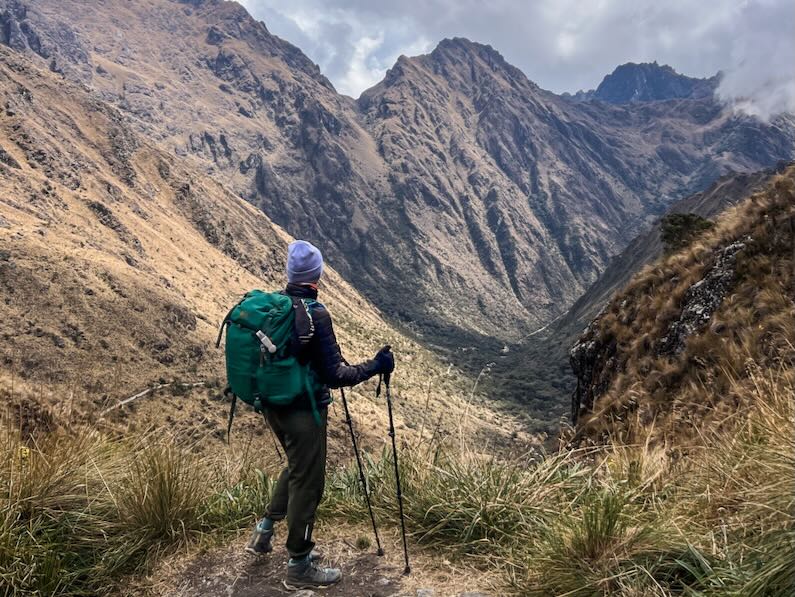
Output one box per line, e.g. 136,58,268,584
0,0,793,595
0,44,528,454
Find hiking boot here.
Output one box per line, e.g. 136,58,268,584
245,518,274,555
284,555,342,590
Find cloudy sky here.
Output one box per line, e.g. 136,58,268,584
240,0,795,119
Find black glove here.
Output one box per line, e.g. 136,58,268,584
374,345,395,375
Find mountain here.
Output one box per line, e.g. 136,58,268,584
0,44,527,449
570,164,795,441
356,39,794,344
488,164,787,434
3,0,795,351
568,62,719,104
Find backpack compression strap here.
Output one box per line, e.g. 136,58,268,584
215,296,247,348
224,386,236,444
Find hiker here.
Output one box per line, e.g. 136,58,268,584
245,240,395,590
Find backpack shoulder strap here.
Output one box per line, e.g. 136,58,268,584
290,296,315,347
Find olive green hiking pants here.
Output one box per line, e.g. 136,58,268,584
264,407,328,559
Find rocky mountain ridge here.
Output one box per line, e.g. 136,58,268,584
567,61,719,103
2,0,795,350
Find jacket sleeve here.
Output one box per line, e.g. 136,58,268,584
309,306,380,388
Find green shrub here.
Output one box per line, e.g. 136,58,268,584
660,212,714,254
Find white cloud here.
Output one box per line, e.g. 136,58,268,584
715,0,795,121
241,0,795,118
337,33,385,97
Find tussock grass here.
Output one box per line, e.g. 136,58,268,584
0,430,273,596
324,365,793,596
0,366,791,595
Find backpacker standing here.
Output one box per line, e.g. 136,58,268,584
245,240,394,590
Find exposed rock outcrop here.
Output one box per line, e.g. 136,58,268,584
0,0,91,80
569,308,617,425
658,238,749,355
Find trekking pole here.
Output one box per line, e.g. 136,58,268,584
378,373,411,575
339,387,384,556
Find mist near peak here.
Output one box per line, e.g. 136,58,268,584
714,0,795,121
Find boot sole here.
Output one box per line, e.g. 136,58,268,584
283,579,340,591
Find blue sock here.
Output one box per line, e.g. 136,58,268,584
257,517,274,532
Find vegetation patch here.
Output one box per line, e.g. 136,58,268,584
660,212,714,254
0,365,791,595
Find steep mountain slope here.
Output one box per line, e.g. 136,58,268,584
0,46,527,450
489,165,787,434
570,165,795,442
3,0,794,347
0,0,402,324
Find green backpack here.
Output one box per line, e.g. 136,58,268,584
216,290,324,438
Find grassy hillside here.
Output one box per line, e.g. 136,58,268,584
572,165,795,443
487,165,788,437
3,355,791,595
0,46,530,453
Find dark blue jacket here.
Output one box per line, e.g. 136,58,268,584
284,283,380,408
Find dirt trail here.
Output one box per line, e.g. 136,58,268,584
139,527,498,597
170,541,398,597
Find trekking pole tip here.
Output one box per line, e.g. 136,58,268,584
376,548,385,556
403,565,411,575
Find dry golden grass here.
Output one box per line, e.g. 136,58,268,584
0,47,532,457
576,166,795,443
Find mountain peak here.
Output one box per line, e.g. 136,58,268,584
419,36,532,88
432,37,492,54
430,37,515,69
365,36,536,98
591,62,717,104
